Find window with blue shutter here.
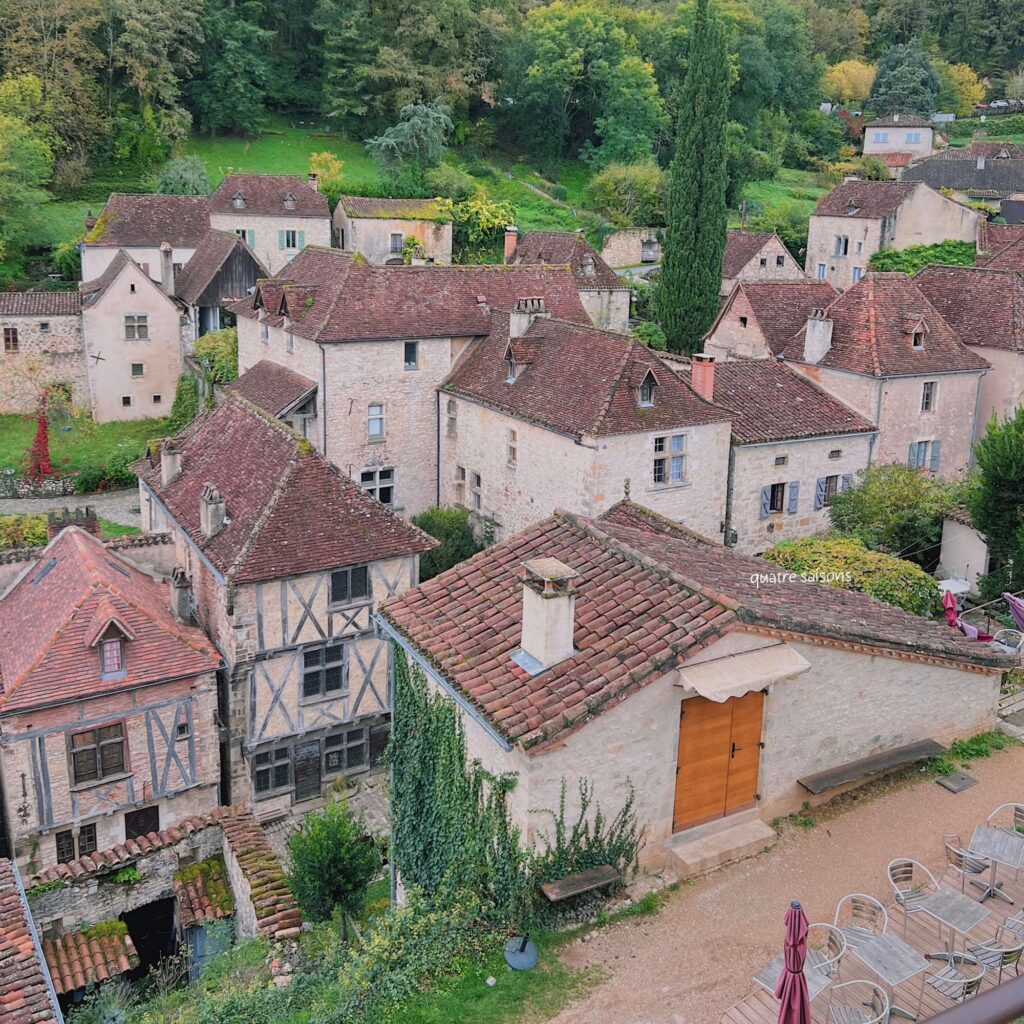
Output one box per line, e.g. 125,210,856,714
297,230,305,248
929,440,941,473
841,473,853,491
246,229,255,247
814,477,827,510
760,486,771,519
908,442,919,467
787,480,800,514
278,229,286,250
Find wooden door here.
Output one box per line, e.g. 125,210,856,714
294,741,322,802
673,692,764,832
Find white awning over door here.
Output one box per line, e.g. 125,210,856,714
675,643,811,702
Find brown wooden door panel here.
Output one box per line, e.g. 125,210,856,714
725,690,764,814
673,697,732,831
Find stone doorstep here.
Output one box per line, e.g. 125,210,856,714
664,814,778,880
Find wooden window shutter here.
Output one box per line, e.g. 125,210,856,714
814,477,827,510
759,487,771,520
787,480,800,514
841,473,853,491
246,229,255,247
908,442,918,466
278,229,286,249
297,230,305,248
929,440,941,473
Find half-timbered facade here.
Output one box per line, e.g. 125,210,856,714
133,394,435,817
0,528,221,872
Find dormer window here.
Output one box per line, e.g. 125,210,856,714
284,192,297,210
582,255,596,277
912,330,924,349
506,357,518,384
233,192,246,209
101,637,123,675
639,376,656,407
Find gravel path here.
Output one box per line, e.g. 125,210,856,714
0,489,142,528
550,743,1024,1024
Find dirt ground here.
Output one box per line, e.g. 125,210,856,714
550,742,1024,1024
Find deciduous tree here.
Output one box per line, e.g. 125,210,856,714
822,59,876,104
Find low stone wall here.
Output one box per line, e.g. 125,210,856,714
0,474,79,499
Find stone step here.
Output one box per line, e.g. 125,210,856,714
665,817,777,879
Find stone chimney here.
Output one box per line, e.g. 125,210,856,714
803,308,834,364
84,210,96,232
691,353,716,402
199,484,227,540
308,172,319,192
47,506,99,540
518,558,579,672
503,225,519,264
169,567,192,623
893,113,900,122
161,440,182,487
160,241,175,295
509,296,549,338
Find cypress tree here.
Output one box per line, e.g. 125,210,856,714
658,0,730,354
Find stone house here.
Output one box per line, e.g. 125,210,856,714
0,292,88,415
671,355,876,553
80,250,185,423
231,246,588,517
133,394,435,815
719,230,806,296
0,526,222,874
507,229,631,332
81,194,211,284
599,228,662,268
334,195,453,265
805,180,980,291
915,265,1024,427
704,280,838,361
440,306,733,542
977,221,1024,263
208,173,331,275
779,272,990,478
379,500,1012,876
862,113,935,165
902,144,1024,210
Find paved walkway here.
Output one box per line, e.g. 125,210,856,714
549,743,1024,1024
0,489,141,527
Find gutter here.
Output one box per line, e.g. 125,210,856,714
374,613,513,752
12,861,65,1023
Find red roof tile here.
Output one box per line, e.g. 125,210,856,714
879,152,913,169
444,314,731,439
133,395,435,585
85,194,211,247
234,247,589,342
676,358,876,443
781,272,990,376
710,280,838,354
813,180,919,218
339,195,451,221
512,231,623,289
174,858,232,929
978,222,1024,256
43,927,139,995
227,360,317,416
0,529,220,715
915,265,1024,352
722,230,785,278
0,860,59,1023
0,292,81,316
382,502,1010,749
979,236,1024,272
866,113,932,128
210,175,329,219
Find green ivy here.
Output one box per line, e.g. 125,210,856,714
868,240,975,275
111,866,142,885
167,375,201,433
26,878,64,899
193,328,239,385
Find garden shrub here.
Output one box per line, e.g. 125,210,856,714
632,321,667,350
586,161,665,227
167,375,201,432
422,163,477,202
762,535,940,616
868,240,975,274
0,514,48,550
410,505,484,580
193,327,239,385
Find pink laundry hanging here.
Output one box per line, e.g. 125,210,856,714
1003,592,1024,632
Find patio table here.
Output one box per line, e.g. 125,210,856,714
850,930,929,1020
968,825,1024,905
753,954,831,1002
917,886,990,964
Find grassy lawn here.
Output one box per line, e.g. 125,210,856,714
35,200,93,248
737,167,828,225
0,413,167,476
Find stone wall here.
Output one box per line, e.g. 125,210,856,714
578,288,631,332
333,213,453,265
704,289,775,360
863,125,934,160
0,314,89,415
599,229,661,268
805,215,882,291
970,345,1024,426
720,236,807,296
81,245,198,286
208,214,331,275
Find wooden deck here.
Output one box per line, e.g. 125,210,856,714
722,868,1024,1023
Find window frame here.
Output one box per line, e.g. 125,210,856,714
507,428,518,466
470,470,482,511
390,232,404,254
446,398,457,437
253,745,291,797
652,434,687,487
329,565,371,607
131,362,144,378
359,466,395,506
833,236,849,258
921,380,937,412
638,379,655,407
769,481,786,513
284,229,298,249
70,722,127,787
776,254,785,267
823,474,840,507
301,642,347,702
3,326,20,353
100,637,123,675
852,266,863,283
124,314,149,340
38,321,51,334
817,263,826,280
454,465,466,505
403,340,419,370
367,402,385,440
323,725,369,777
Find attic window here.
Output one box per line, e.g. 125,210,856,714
233,192,246,209
101,638,123,675
638,376,656,407
582,255,596,277
912,330,924,349
506,357,518,384
739,316,748,328
284,193,297,210
846,204,859,215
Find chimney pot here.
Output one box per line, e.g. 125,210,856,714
159,241,175,296
509,296,550,338
503,225,519,264
161,440,182,487
308,172,319,192
84,211,96,231
803,309,834,364
170,567,192,623
516,558,579,673
47,506,100,540
199,483,227,540
691,353,716,402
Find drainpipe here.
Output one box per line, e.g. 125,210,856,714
320,343,328,458
868,377,884,464
435,390,441,507
968,370,985,466
723,441,737,546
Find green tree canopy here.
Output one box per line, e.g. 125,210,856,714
869,41,940,116
365,98,454,181
155,156,209,194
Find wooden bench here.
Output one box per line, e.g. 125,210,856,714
539,864,620,903
797,739,946,795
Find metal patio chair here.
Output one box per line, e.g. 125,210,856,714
887,858,939,935
834,894,888,952
942,836,991,895
826,980,889,1024
926,952,985,1004
967,926,1024,984
807,922,847,981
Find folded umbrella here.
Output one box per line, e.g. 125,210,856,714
775,901,811,1024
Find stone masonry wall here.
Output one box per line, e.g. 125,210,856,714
578,288,631,332
0,314,90,415
208,214,331,275
805,215,882,291
333,213,453,265
720,236,807,296
599,229,661,268
704,290,775,361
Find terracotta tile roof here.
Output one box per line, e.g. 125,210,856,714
781,272,990,376
381,502,1010,749
234,246,589,342
866,113,932,128
722,230,775,278
84,194,210,247
879,152,913,169
338,195,451,221
512,231,623,289
0,860,59,1023
903,156,1024,197
174,859,232,929
210,174,329,219
813,180,919,218
43,927,139,996
133,395,435,585
227,360,317,416
931,142,1024,161
175,229,267,305
978,222,1024,256
979,236,1024,272
0,528,220,715
711,281,838,354
915,265,1024,352
676,358,876,444
444,314,732,439
0,291,81,316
